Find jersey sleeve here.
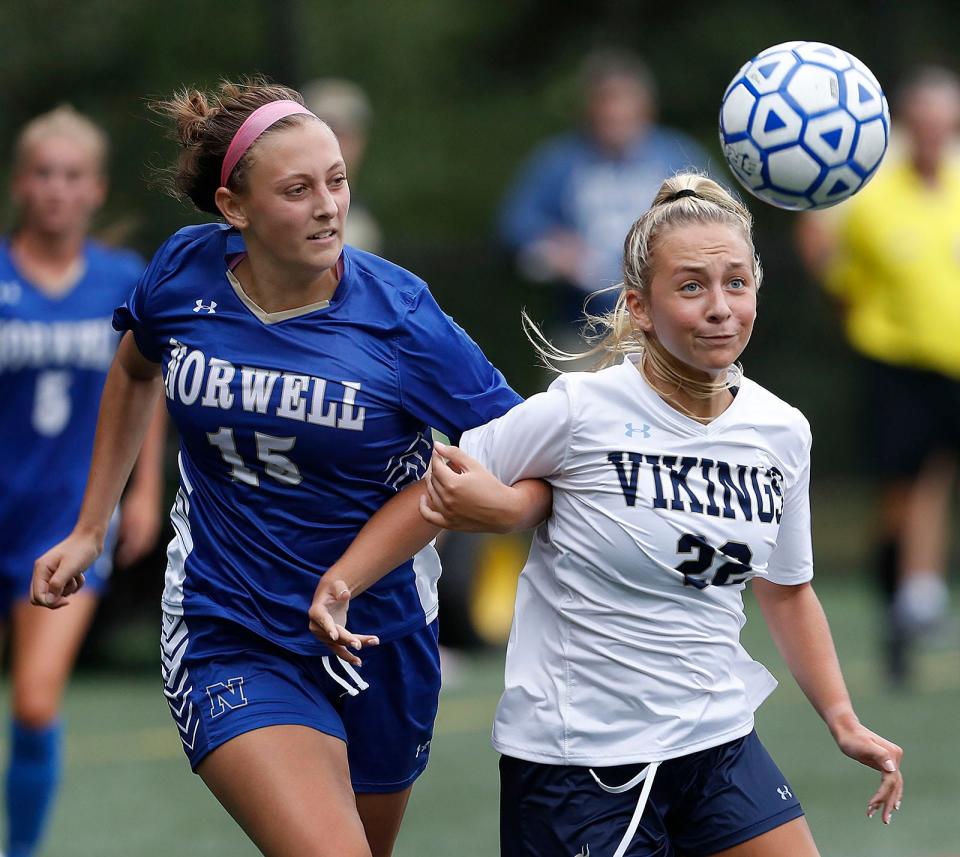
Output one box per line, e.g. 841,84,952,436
112,233,181,363
764,418,814,585
396,286,522,442
458,377,572,484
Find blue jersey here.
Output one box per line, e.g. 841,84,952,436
114,224,521,652
0,240,143,573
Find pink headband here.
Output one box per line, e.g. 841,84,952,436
220,99,317,188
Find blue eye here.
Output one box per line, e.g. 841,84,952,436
681,281,700,292
728,278,747,290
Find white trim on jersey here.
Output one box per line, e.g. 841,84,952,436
412,541,441,626
162,453,195,615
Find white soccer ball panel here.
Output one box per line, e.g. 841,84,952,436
721,84,756,135
811,165,864,206
853,118,887,171
804,111,857,166
722,139,764,188
767,146,822,193
843,69,885,120
848,53,884,92
723,61,752,99
751,93,803,149
756,41,805,57
795,42,852,71
755,188,813,210
786,64,840,115
744,52,798,94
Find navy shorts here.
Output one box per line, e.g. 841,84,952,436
500,730,803,857
161,611,441,793
862,357,960,478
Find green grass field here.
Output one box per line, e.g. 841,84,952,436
8,581,959,856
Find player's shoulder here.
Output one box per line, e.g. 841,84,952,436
343,245,431,312
542,361,628,409
737,377,812,448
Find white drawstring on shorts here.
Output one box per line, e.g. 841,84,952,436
322,657,370,696
588,761,661,857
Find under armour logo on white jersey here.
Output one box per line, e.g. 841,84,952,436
625,422,651,438
777,785,793,800
193,299,217,314
573,846,590,857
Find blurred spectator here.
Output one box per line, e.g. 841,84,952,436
301,77,382,253
498,48,710,329
796,65,960,686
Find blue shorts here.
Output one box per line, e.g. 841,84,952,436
161,611,441,793
0,514,117,618
500,730,804,857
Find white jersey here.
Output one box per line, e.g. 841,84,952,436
459,353,813,766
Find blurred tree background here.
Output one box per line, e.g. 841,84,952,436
3,0,958,642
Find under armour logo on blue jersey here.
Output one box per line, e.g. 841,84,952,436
205,676,248,718
625,422,651,438
193,299,217,314
777,785,793,801
0,281,21,305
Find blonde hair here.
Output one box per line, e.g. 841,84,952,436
14,105,108,174
524,172,762,396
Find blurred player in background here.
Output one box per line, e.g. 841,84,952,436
30,80,546,857
302,77,382,254
498,48,710,331
0,106,166,857
796,65,960,686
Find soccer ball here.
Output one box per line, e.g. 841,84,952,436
719,41,890,210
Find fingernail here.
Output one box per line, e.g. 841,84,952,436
45,593,55,605
895,801,901,811
351,640,361,650
882,760,896,772
371,637,379,645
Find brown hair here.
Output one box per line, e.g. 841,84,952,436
151,77,315,214
14,105,108,174
524,171,762,377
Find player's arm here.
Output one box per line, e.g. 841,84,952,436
32,332,163,608
752,578,904,824
308,472,549,663
115,395,168,567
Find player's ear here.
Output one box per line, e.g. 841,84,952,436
215,187,248,230
625,289,653,333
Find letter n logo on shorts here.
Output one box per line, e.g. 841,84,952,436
205,676,248,718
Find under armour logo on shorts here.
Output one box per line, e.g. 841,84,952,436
777,785,793,800
573,846,590,857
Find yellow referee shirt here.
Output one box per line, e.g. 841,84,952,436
824,156,960,378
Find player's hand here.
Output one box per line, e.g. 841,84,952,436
31,530,102,609
115,489,163,568
832,719,903,824
308,576,379,666
420,442,518,533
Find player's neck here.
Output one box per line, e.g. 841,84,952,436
10,228,86,296
232,255,339,314
638,353,735,424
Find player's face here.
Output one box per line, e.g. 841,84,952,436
627,222,757,379
233,120,350,275
12,136,106,239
